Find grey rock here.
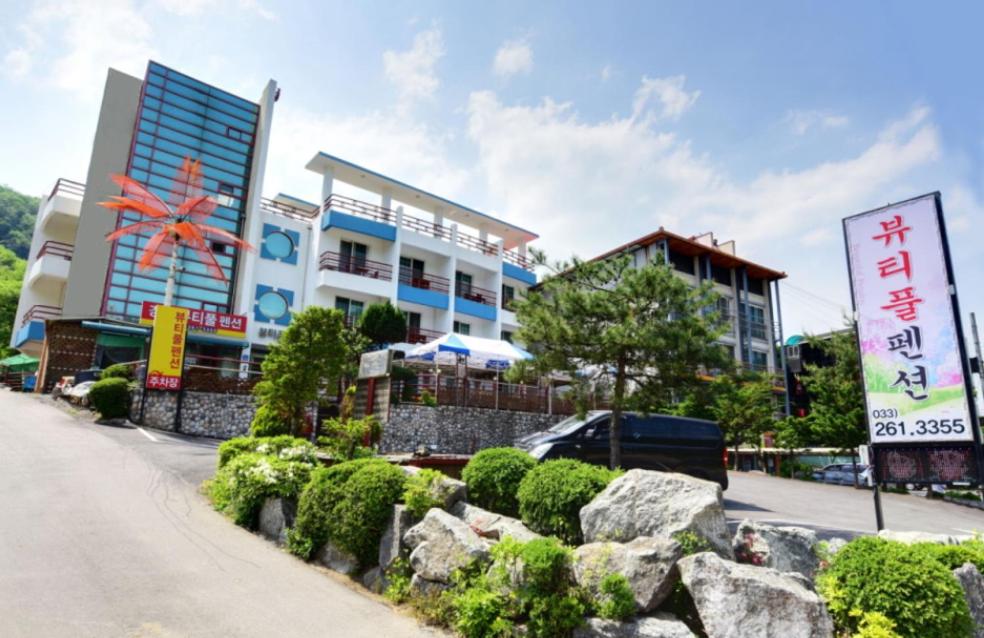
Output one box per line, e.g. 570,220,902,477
580,470,732,558
574,536,683,612
732,519,819,579
878,529,973,545
257,497,295,544
678,552,833,638
362,566,387,594
573,615,696,638
316,541,359,576
428,474,468,510
954,563,984,638
379,504,415,571
410,573,449,597
404,509,491,583
822,537,849,557
450,501,542,543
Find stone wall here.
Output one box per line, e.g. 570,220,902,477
131,388,256,439
381,404,564,454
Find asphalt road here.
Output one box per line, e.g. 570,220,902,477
0,389,441,638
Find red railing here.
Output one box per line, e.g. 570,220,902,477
401,214,453,241
324,193,395,225
393,377,583,415
503,250,534,270
48,178,85,200
406,327,444,345
400,267,450,295
320,251,393,280
21,304,62,325
455,282,497,307
261,197,318,220
37,240,74,261
456,233,499,256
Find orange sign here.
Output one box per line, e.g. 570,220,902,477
145,305,188,391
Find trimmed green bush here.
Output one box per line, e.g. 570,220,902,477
216,435,316,469
852,611,902,638
914,540,984,573
207,452,314,528
287,457,389,559
327,462,407,567
403,468,448,519
88,377,130,419
817,537,973,638
100,363,133,380
249,403,290,436
595,573,636,621
461,447,536,517
452,586,514,638
517,459,621,544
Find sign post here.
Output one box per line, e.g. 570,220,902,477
844,192,983,529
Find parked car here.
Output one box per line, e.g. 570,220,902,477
515,411,729,490
52,375,75,399
64,380,96,407
812,463,870,486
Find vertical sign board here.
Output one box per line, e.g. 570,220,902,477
844,193,982,486
145,305,188,391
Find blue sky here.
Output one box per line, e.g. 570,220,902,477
2,0,984,341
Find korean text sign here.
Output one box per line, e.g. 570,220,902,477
140,301,246,339
146,305,188,391
844,194,973,444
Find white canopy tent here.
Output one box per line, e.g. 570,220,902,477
405,333,532,370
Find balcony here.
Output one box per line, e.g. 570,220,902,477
27,241,73,287
21,304,62,326
739,318,769,341
260,197,318,221
397,267,450,310
39,179,84,232
318,250,393,298
455,283,497,321
406,326,444,345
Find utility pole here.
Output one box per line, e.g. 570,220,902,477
970,313,984,501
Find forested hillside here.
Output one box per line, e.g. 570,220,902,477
0,184,40,259
0,246,26,356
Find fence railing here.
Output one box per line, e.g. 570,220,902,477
401,214,453,241
37,240,74,261
392,377,589,415
320,251,393,281
181,354,262,394
399,267,450,295
21,304,62,326
406,327,444,344
261,197,318,221
455,282,497,307
323,193,395,225
48,178,85,200
503,250,534,270
456,232,499,257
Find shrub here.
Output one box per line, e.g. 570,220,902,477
852,611,902,638
318,415,381,461
326,462,407,567
403,468,448,519
217,435,316,469
673,530,713,556
100,363,133,380
249,403,290,437
207,452,313,528
817,537,972,638
88,377,131,419
420,389,437,407
517,459,621,544
462,447,536,517
945,490,983,502
383,557,413,605
914,540,984,573
452,587,514,638
595,573,636,621
287,457,389,559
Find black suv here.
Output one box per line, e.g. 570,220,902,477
516,411,729,490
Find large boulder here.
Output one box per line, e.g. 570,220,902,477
410,573,450,597
400,466,468,509
450,501,542,543
404,509,492,583
953,563,984,638
732,519,819,579
573,536,683,612
573,615,696,638
678,552,833,638
316,541,359,576
580,470,732,558
379,504,415,571
257,497,296,545
877,529,974,545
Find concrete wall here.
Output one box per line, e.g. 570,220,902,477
381,404,564,454
63,68,143,317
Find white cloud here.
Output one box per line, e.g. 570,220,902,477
632,75,700,122
493,39,533,78
155,0,277,20
785,109,850,135
383,27,445,108
3,48,32,78
600,64,613,82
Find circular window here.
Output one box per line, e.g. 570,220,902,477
264,231,294,260
257,290,289,320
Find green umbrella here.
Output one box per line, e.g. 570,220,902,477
0,353,40,372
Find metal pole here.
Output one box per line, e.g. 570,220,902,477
971,313,984,500
774,280,791,416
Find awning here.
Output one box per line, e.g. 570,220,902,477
0,353,39,372
406,333,532,370
81,321,248,348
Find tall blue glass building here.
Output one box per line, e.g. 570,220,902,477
102,61,261,319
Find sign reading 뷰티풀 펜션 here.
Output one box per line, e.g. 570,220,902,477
145,305,188,391
844,193,975,446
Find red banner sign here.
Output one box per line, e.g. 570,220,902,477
140,301,246,338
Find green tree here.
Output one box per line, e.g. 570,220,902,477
0,184,40,259
514,252,731,469
710,372,777,470
0,246,26,357
357,301,406,346
252,306,355,436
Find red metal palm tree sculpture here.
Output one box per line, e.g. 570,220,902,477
100,158,253,305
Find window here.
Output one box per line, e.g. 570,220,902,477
738,302,767,340
340,240,368,272
747,277,765,296
335,297,364,324
453,320,470,335
400,257,425,278
263,231,295,260
751,350,769,371
226,126,249,142
716,297,731,320
406,312,421,330
711,264,732,286
501,284,515,310
455,271,473,297
211,241,228,255
217,182,236,207
668,250,696,275
501,331,513,343
257,290,289,321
